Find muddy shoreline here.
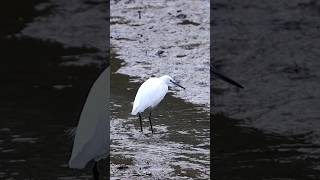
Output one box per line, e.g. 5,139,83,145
110,55,210,179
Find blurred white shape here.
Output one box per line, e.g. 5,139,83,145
69,66,110,169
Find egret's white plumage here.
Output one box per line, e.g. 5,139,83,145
69,66,109,170
131,75,185,133
131,77,168,115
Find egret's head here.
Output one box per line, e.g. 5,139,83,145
159,75,185,89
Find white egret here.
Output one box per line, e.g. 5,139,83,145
68,66,110,180
131,75,185,133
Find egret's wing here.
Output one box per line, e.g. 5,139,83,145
69,67,110,169
132,78,168,114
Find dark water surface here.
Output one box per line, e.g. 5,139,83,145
110,57,210,179
0,37,104,179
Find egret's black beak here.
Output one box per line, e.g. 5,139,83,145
170,80,185,89
213,71,244,89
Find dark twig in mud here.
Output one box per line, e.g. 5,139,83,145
138,10,141,19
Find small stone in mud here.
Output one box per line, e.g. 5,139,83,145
178,20,200,26
156,50,165,57
117,165,129,170
180,43,200,50
176,14,187,19
125,0,135,4
176,54,187,58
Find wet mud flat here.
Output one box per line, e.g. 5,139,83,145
111,0,210,107
110,0,210,178
214,114,320,180
110,57,210,179
0,0,107,179
212,0,320,144
212,0,320,178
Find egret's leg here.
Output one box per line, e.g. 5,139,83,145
148,111,153,133
139,113,143,132
93,161,99,180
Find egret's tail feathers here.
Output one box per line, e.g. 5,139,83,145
131,109,138,115
131,103,139,115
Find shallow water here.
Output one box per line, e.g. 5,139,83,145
110,57,210,179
